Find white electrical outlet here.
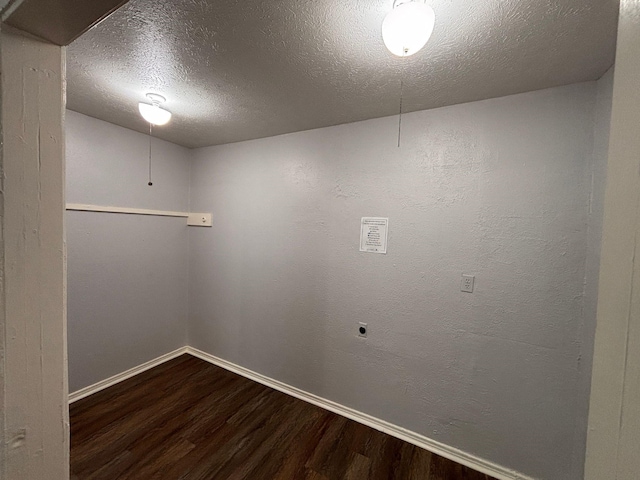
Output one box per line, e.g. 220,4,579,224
461,274,475,293
358,322,368,338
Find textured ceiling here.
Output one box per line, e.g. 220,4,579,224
67,0,619,148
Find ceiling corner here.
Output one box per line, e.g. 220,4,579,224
4,0,130,45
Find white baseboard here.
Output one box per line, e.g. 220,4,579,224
68,345,534,480
68,347,189,403
186,346,534,480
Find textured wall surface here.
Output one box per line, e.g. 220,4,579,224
66,0,619,147
66,110,189,210
188,81,610,479
66,111,190,392
586,1,640,476
571,68,613,477
1,30,69,480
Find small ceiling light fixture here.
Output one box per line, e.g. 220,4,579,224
382,0,436,57
138,93,172,126
138,93,172,186
382,0,435,146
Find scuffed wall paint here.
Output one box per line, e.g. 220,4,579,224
0,29,68,479
65,110,190,392
188,81,609,480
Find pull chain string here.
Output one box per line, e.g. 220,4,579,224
148,123,153,186
397,47,408,148
397,76,404,147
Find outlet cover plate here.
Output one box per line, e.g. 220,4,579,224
461,274,475,293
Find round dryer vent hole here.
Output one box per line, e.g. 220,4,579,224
358,322,368,338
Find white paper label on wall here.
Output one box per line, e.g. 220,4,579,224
360,217,389,254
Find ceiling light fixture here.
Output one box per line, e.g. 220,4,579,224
382,1,435,147
382,0,435,57
138,93,172,186
138,93,172,126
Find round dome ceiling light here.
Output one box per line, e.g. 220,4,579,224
138,93,172,126
382,0,436,57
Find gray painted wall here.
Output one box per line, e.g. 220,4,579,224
66,110,190,392
187,81,611,480
586,1,640,475
64,77,613,479
572,68,613,477
66,110,190,211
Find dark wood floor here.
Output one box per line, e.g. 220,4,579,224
70,354,495,480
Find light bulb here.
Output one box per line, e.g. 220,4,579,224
382,1,435,57
138,102,172,125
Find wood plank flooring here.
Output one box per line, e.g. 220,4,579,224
70,354,496,480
